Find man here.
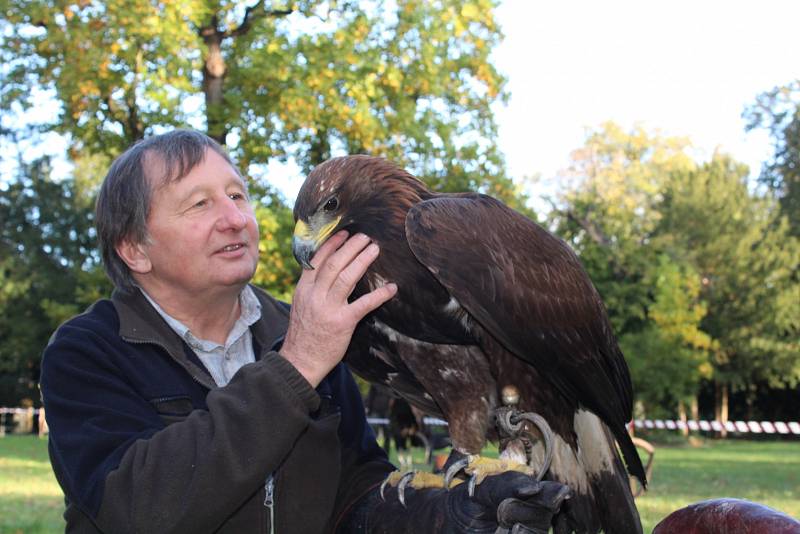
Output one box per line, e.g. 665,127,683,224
40,130,568,533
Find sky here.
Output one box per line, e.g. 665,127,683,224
492,1,799,193
261,1,799,204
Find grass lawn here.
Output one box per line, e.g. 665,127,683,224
633,439,800,532
0,436,63,534
0,434,797,533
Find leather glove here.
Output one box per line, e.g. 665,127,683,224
352,471,571,534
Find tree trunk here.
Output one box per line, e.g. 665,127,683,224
678,400,688,437
197,6,293,146
715,381,729,438
691,396,699,421
201,18,227,144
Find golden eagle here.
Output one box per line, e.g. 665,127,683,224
292,156,645,534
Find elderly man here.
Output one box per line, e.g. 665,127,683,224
40,130,567,533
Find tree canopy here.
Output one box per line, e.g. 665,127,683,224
744,79,800,237
1,0,512,193
550,123,799,418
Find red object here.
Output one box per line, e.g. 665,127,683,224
653,498,800,533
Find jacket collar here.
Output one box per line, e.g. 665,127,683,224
111,285,290,387
245,285,290,353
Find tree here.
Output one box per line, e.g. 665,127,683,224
0,156,110,404
620,255,713,418
550,122,695,335
546,123,711,416
656,155,800,417
1,0,511,193
550,123,799,419
744,80,800,236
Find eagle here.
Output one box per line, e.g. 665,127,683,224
291,156,645,534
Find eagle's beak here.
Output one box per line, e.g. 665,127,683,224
293,220,317,270
292,235,316,270
292,217,342,270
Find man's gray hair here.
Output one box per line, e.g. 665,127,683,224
96,130,240,292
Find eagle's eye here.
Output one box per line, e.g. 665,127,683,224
323,197,339,212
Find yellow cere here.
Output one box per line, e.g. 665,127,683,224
293,216,341,246
293,219,311,238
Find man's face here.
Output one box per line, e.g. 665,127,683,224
138,149,260,296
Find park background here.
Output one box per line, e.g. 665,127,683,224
0,0,798,531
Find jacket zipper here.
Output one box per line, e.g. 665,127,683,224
264,473,276,534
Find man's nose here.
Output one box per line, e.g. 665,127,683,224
216,197,248,231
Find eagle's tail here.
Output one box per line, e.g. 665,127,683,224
554,410,643,534
596,421,644,534
614,423,647,488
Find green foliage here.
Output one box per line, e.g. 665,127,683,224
621,256,713,413
251,189,299,303
656,155,800,389
1,0,201,154
0,157,111,402
552,123,695,335
744,79,800,236
552,123,800,415
1,0,512,195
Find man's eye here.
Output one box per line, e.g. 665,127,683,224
229,192,245,201
193,199,207,208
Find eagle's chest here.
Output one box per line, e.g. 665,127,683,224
354,250,474,346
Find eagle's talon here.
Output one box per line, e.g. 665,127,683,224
467,473,479,498
397,471,416,507
444,456,471,489
379,473,393,501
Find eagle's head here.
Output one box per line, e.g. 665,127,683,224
292,155,428,269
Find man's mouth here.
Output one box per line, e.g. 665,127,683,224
218,243,246,253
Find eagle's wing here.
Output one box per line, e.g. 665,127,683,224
405,194,642,477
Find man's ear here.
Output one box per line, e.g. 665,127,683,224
116,239,152,275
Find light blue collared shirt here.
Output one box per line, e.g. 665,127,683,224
141,286,262,386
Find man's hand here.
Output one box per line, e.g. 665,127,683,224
469,472,572,533
362,472,571,534
279,231,397,387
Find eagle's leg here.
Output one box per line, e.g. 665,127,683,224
440,448,539,497
379,409,555,502
437,406,555,497
494,406,555,481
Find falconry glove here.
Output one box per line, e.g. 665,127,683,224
351,471,571,534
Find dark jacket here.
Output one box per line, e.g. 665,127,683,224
40,285,393,533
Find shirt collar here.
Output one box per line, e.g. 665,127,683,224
140,286,262,351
